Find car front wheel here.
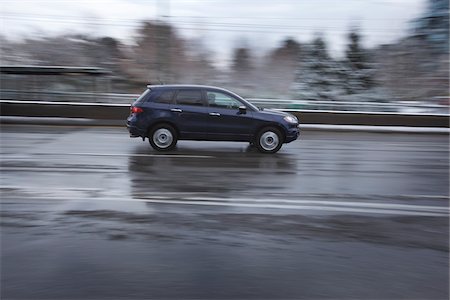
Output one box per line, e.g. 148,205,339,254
149,124,177,151
255,127,283,154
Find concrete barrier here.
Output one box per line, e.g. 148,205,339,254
1,100,449,128
0,100,129,120
287,110,449,128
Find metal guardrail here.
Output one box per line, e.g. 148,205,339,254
0,90,448,115
1,99,449,128
0,90,137,103
249,98,448,114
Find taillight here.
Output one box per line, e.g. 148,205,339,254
131,106,143,114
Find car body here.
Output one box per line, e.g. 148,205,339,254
126,85,300,153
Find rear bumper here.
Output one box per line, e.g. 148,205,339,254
126,119,145,138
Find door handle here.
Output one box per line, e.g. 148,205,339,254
171,108,183,113
209,112,221,116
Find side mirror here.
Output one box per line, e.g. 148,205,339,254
238,106,247,114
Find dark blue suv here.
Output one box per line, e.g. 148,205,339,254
126,85,300,153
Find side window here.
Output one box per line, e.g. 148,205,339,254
175,90,204,106
154,90,174,104
207,91,242,109
134,89,151,104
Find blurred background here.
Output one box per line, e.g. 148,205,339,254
0,0,448,113
1,2,449,299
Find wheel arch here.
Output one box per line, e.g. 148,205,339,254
253,123,287,143
147,120,180,138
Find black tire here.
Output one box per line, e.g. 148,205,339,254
148,124,177,151
255,127,283,154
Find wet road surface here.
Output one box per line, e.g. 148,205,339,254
1,125,449,299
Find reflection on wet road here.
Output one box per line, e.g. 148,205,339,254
1,125,449,299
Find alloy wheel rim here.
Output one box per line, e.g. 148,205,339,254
153,128,173,148
260,131,279,151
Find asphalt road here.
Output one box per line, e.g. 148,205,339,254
1,125,449,299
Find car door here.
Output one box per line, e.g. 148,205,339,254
205,89,254,141
170,89,209,140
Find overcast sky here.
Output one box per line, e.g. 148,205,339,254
1,0,427,66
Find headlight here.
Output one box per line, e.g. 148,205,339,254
284,115,298,124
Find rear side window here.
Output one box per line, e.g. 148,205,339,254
175,90,204,106
134,89,151,104
154,90,174,104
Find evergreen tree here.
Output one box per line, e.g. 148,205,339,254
263,38,302,97
343,29,374,94
232,48,253,76
293,36,341,100
231,47,254,88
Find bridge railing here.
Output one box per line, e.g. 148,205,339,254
0,89,448,115
1,99,448,128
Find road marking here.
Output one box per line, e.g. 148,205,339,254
120,198,450,216
2,186,447,203
43,197,450,217
2,193,448,217
182,196,449,212
2,186,448,201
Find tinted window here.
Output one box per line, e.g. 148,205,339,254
175,90,204,106
134,89,151,104
207,91,242,109
154,90,174,104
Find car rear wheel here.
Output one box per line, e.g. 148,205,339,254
255,127,283,154
149,124,177,151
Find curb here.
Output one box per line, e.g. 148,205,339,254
301,124,450,134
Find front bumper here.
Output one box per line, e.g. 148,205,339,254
285,124,300,143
